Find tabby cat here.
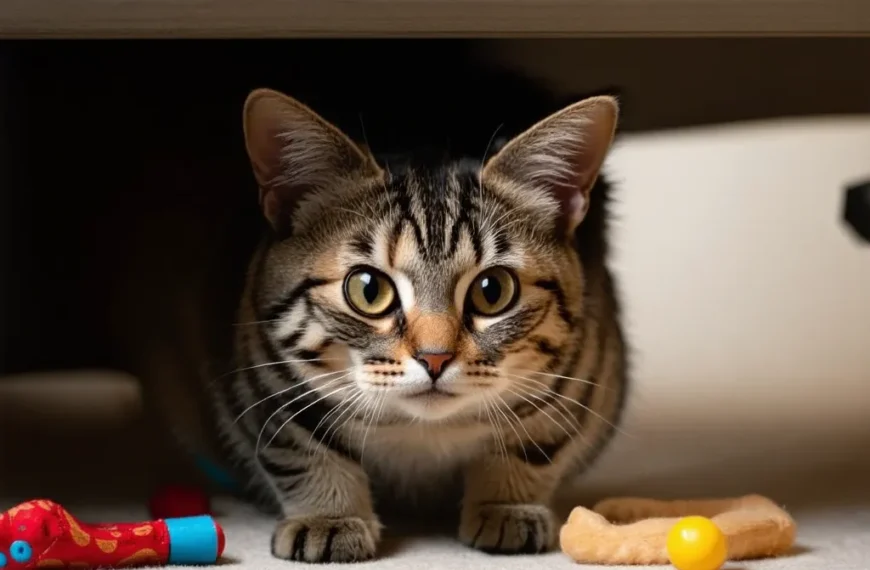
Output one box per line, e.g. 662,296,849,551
183,86,626,561
43,43,634,563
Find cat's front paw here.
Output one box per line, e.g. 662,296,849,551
271,515,382,563
459,502,557,555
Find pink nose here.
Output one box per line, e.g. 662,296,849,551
415,352,455,380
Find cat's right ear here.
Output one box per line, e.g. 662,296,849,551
243,88,382,234
481,95,618,239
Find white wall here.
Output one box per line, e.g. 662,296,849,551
582,116,870,499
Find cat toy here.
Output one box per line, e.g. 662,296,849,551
560,494,796,570
0,499,225,569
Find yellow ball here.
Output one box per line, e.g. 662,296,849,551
666,516,728,570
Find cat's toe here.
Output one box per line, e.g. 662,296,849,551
459,503,556,555
271,515,381,563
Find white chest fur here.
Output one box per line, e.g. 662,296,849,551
356,422,492,499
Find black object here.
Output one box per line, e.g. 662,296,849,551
844,180,870,244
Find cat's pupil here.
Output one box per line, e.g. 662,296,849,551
480,276,502,305
360,273,380,304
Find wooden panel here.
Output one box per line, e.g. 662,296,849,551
1,0,869,38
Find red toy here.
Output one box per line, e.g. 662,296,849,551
0,499,225,569
149,486,211,520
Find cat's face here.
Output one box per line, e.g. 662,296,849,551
244,89,618,422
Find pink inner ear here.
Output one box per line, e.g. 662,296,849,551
262,189,282,226
249,125,286,189
568,192,589,225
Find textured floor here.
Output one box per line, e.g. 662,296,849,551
3,370,870,569
3,491,869,569
162,500,870,569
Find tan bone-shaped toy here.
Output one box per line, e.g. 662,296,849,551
560,494,797,565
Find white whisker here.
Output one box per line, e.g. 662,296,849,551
262,379,353,450
361,390,388,464
505,387,575,443
509,373,632,439
514,368,602,388
254,375,349,455
483,394,509,463
489,395,529,463
234,367,351,424
508,375,586,432
306,389,362,455
507,379,601,473
215,358,342,382
359,391,382,463
495,394,552,464
325,391,368,452
232,319,283,327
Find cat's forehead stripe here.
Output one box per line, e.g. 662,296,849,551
389,222,419,270
388,163,492,265
372,224,392,270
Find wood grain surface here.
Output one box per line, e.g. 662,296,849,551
1,0,869,38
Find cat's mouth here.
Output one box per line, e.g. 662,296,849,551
404,387,458,400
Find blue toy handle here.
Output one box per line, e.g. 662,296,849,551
164,515,223,565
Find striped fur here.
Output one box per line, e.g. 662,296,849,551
184,89,630,562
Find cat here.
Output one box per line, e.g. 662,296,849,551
5,40,628,563
214,87,630,562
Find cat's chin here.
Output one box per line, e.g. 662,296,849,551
392,390,479,422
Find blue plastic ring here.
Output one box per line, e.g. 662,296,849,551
164,515,219,565
10,541,32,564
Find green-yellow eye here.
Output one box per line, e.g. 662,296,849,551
343,267,397,317
467,267,519,316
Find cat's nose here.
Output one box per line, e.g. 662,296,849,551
415,352,455,381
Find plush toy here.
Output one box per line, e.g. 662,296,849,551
0,499,225,569
560,494,796,568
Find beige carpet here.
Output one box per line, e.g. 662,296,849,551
2,370,870,569
44,494,870,570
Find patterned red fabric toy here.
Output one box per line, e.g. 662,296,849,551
0,499,225,569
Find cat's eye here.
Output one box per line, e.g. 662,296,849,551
467,267,519,316
344,267,398,317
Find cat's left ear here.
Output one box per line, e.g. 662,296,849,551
481,96,619,238
243,88,383,234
